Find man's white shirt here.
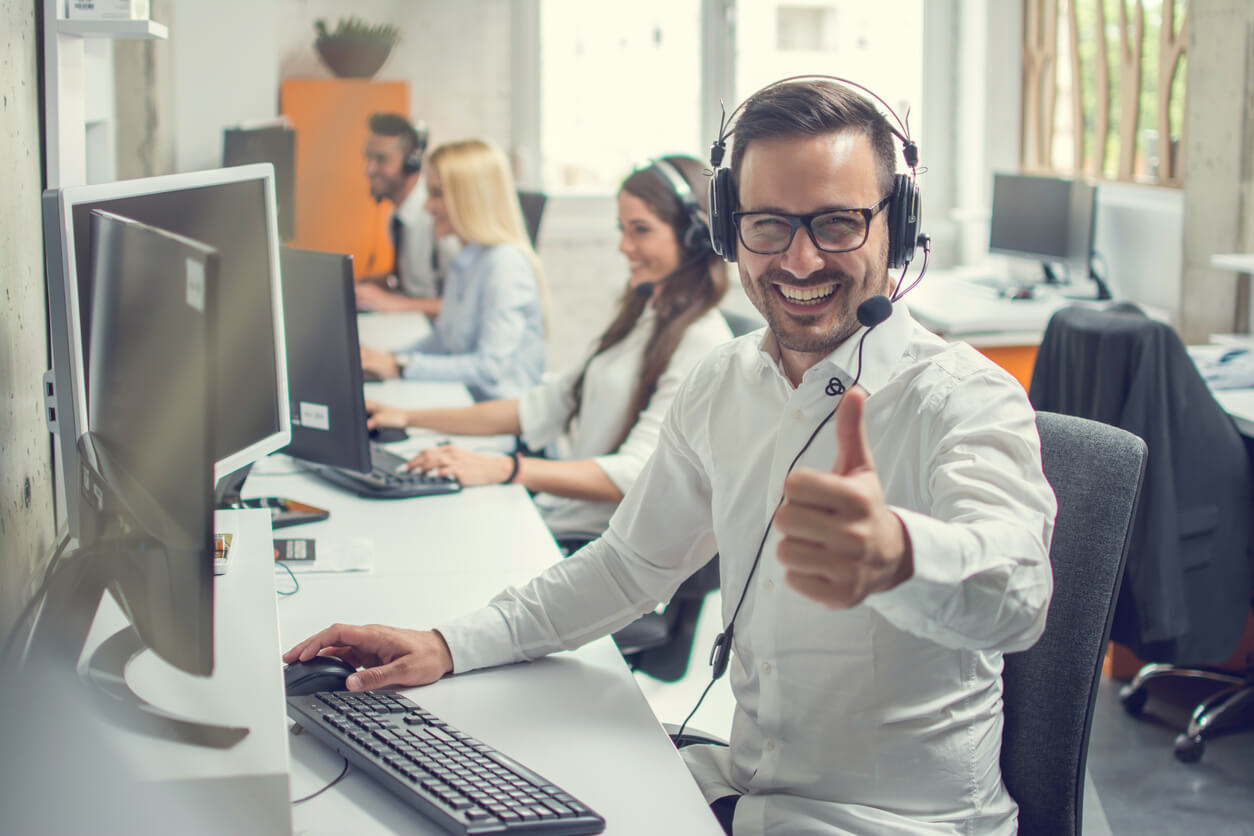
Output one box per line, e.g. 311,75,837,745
439,300,1056,834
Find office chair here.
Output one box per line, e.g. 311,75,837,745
670,412,1147,836
1029,303,1254,764
555,536,719,682
719,308,764,338
1001,411,1145,836
516,190,547,249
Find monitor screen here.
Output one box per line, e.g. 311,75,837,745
279,247,371,474
223,125,296,241
43,165,290,514
988,172,1096,274
81,210,218,676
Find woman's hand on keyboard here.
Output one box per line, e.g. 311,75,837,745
402,444,513,486
283,624,454,690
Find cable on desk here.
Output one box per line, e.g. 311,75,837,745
275,561,301,597
291,757,350,804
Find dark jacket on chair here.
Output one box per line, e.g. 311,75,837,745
1028,304,1253,663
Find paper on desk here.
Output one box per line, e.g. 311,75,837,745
277,536,374,574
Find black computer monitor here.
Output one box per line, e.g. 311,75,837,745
20,211,245,750
43,165,291,536
278,247,371,474
223,124,296,241
79,210,218,676
988,172,1102,295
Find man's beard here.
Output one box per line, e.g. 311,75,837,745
747,265,879,355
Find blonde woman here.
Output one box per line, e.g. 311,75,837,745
360,139,547,401
366,156,733,543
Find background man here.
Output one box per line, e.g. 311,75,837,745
356,112,459,315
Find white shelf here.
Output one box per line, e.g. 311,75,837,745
1211,253,1254,273
57,17,167,39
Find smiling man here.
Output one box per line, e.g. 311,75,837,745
287,79,1057,835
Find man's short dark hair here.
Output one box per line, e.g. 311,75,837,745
728,80,899,199
369,112,421,156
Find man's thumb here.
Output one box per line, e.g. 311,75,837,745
833,387,874,476
348,661,402,692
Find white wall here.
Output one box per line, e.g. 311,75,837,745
168,0,516,175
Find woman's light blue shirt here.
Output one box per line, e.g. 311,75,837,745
399,243,545,401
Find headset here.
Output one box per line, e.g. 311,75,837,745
649,157,714,256
706,75,922,270
401,120,430,176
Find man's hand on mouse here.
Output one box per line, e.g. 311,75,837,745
365,399,411,430
284,624,454,691
774,387,914,609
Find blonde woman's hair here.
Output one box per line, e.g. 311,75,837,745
427,139,549,330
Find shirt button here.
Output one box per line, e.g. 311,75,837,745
764,578,774,591
792,409,805,421
765,739,776,751
761,661,772,674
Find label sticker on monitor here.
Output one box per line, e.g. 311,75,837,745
299,401,330,431
186,257,205,311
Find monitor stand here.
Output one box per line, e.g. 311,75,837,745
215,463,330,529
20,547,248,750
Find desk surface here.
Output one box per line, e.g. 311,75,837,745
247,380,722,835
905,267,1077,345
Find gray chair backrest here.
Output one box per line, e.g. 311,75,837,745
720,308,765,338
1001,411,1146,836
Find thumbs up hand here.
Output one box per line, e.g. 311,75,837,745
775,387,914,608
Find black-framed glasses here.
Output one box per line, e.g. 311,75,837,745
733,195,893,255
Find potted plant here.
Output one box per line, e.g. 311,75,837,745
314,16,400,79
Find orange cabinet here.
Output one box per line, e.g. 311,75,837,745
280,79,408,279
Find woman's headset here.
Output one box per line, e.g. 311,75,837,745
705,75,923,270
648,157,714,256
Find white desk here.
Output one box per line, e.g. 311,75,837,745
357,311,433,353
905,267,1074,345
246,380,722,835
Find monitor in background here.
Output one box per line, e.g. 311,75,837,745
223,123,296,241
278,247,371,475
43,164,291,536
21,211,244,748
988,172,1108,299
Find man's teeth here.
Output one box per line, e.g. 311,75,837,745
777,284,836,303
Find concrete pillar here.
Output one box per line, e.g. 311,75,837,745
113,0,175,180
0,0,56,639
1178,1,1254,343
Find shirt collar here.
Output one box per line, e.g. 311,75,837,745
392,180,428,226
751,297,913,396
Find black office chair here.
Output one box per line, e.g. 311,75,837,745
516,190,547,249
1029,303,1254,764
669,412,1147,836
1001,411,1146,836
720,308,764,338
555,536,719,682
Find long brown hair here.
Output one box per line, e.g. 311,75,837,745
565,155,728,448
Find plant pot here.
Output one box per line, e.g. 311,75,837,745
315,35,394,79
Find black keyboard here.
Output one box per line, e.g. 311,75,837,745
287,690,606,835
311,445,462,499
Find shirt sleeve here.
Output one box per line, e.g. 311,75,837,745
866,369,1057,652
517,367,581,451
436,369,720,673
399,246,538,389
594,310,732,494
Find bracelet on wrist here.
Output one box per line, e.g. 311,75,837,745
502,452,522,485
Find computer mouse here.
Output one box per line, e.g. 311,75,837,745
368,425,409,443
283,655,357,697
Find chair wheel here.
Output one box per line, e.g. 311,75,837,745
1173,733,1205,763
1119,683,1149,716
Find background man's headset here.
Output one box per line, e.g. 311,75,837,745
633,157,716,298
674,75,932,743
401,120,430,176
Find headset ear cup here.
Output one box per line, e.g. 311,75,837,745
708,168,739,263
886,174,920,269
